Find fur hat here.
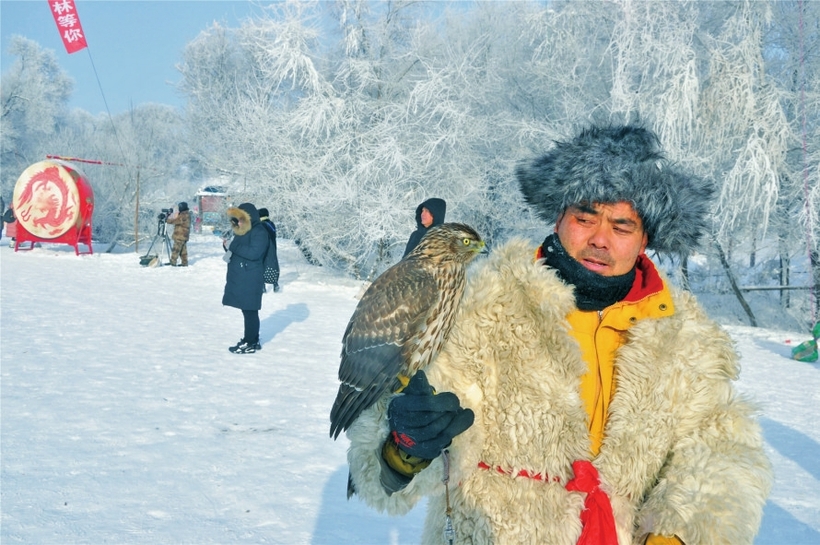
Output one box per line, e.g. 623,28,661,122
178,201,189,212
516,124,715,254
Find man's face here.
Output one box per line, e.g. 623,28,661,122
420,207,434,228
554,202,648,277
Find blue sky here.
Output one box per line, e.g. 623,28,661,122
1,0,267,115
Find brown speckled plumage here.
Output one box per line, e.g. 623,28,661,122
329,223,485,439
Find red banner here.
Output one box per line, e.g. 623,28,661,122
48,0,87,54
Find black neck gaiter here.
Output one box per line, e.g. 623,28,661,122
540,233,635,311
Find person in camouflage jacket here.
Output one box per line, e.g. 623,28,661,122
166,202,191,266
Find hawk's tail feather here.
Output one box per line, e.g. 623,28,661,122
329,378,402,439
329,384,386,439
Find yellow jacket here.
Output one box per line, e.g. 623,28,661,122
567,255,681,545
566,254,674,456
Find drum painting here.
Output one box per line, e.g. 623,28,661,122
12,160,94,254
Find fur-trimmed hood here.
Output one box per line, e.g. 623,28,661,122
516,125,715,255
227,203,260,236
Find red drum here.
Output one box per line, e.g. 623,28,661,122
12,160,94,254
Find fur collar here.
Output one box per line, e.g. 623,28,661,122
227,206,252,236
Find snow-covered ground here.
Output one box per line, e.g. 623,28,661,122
1,234,818,544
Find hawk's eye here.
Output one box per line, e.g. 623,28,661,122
462,238,471,245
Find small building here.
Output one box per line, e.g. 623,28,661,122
193,185,229,233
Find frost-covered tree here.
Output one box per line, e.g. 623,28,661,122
172,0,819,323
1,35,193,246
3,1,818,323
178,0,546,277
177,22,258,180
523,0,616,126
36,103,191,245
90,104,190,245
764,0,820,315
0,36,73,198
697,2,788,244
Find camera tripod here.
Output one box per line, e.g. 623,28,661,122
139,215,173,267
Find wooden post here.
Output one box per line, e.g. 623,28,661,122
134,170,140,252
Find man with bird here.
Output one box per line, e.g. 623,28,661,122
334,124,771,545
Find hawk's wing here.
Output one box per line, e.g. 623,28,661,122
329,259,439,438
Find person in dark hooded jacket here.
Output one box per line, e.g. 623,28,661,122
257,207,280,293
402,198,446,257
222,203,269,354
3,203,17,248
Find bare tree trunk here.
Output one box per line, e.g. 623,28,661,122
713,238,758,327
750,236,756,268
779,233,790,308
780,253,791,307
812,249,820,321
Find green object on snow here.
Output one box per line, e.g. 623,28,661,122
791,339,818,363
812,321,820,340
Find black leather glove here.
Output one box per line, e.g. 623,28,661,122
387,370,474,460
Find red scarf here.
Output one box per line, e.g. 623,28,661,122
565,460,619,545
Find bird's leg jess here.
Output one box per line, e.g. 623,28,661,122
443,449,455,545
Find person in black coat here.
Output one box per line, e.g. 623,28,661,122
402,198,446,257
257,207,280,293
222,203,268,354
3,203,16,248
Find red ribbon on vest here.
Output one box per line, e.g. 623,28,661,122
565,460,618,545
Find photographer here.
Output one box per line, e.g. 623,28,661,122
165,202,191,267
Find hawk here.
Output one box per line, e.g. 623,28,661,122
329,223,486,439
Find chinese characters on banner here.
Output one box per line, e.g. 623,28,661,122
48,0,87,54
